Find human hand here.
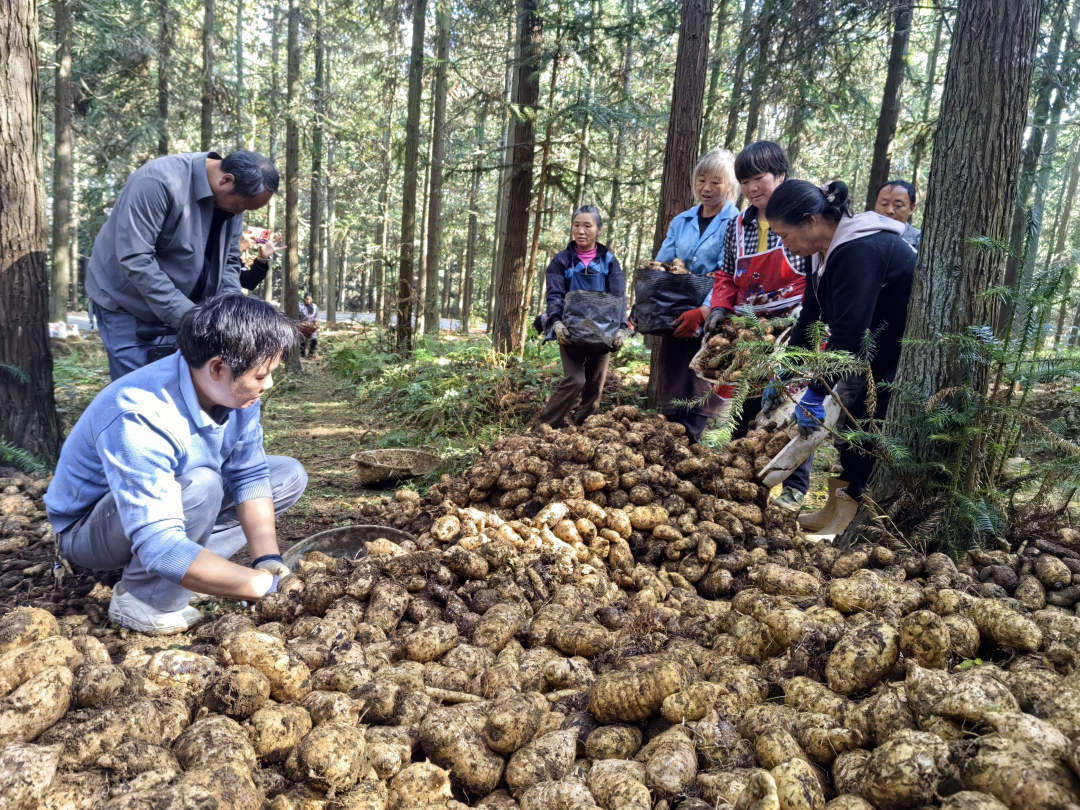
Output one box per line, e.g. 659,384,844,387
554,321,570,346
257,232,281,261
253,553,290,578
761,380,787,416
612,328,627,350
793,388,827,438
703,307,730,336
673,305,708,338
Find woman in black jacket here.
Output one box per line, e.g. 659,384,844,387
763,180,916,534
533,206,628,429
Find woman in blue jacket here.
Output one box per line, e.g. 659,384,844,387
533,206,628,429
654,148,740,441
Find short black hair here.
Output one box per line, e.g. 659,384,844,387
734,141,789,182
876,179,917,207
766,179,853,226
178,293,299,375
573,205,603,230
221,151,279,197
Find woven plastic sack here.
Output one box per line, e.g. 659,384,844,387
630,268,713,335
561,290,624,354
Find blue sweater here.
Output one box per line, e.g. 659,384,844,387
654,201,739,308
44,352,272,584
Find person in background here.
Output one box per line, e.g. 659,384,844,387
765,180,916,535
238,227,282,292
86,150,278,380
533,205,628,429
652,148,740,443
44,294,307,635
300,294,319,357
873,179,921,250
704,141,812,510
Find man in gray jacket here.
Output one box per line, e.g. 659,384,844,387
87,150,278,379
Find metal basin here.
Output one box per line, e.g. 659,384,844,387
282,525,416,568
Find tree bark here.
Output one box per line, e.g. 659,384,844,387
864,0,913,210
910,10,944,192
398,0,428,351
723,0,754,150
462,102,485,334
416,94,433,332
157,0,169,155
491,0,541,355
488,4,518,332
375,26,397,327
264,1,280,302
201,0,214,151
51,0,73,324
424,0,451,336
742,0,776,148
308,0,325,305
649,0,712,407
699,0,729,155
1054,138,1080,344
610,0,634,253
283,0,301,372
883,0,1042,465
0,0,63,461
68,167,79,309
235,0,244,150
325,52,336,325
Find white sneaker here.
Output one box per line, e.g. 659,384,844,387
109,582,203,635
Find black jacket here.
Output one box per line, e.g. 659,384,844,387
544,242,627,327
240,258,270,291
789,231,916,393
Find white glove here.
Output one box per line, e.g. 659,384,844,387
553,321,571,346
253,554,290,578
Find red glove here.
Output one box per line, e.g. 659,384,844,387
673,306,707,338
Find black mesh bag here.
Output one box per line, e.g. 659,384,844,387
629,268,713,335
561,290,624,354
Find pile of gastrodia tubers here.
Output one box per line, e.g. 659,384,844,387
0,406,1078,810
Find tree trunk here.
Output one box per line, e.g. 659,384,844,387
201,0,214,150
0,0,63,461
742,0,776,148
462,103,485,334
610,0,634,252
488,4,518,332
883,0,1042,464
1000,0,1069,326
68,167,79,309
264,1,280,302
50,0,73,324
416,94,433,332
491,0,541,354
911,10,944,192
398,0,428,351
325,52,336,325
864,0,913,210
649,0,712,407
157,0,169,155
235,0,243,150
1055,138,1080,344
375,112,391,326
308,0,325,305
699,0,729,155
424,0,451,336
723,0,755,150
283,0,301,372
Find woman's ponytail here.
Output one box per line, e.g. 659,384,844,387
766,179,854,227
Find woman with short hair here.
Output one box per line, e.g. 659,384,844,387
765,179,916,534
651,148,741,442
873,179,921,250
533,206,628,428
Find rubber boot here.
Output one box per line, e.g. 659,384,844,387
814,487,859,536
798,478,847,531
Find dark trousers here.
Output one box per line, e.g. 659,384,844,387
533,347,610,428
300,335,319,357
733,395,812,495
834,375,892,500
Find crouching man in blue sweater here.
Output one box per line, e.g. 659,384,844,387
45,293,307,635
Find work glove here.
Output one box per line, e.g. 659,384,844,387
253,554,290,578
761,379,788,417
553,321,571,346
793,387,828,438
611,328,628,350
703,307,730,337
673,306,707,339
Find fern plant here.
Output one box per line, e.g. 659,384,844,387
0,438,48,475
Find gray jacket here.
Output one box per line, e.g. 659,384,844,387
87,152,244,326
